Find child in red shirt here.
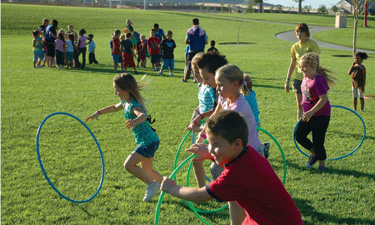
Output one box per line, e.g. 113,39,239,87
147,29,161,71
161,110,303,225
112,29,124,72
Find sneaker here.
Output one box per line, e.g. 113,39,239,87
158,70,163,75
305,155,317,168
263,142,270,159
181,79,187,82
169,72,174,76
143,181,160,202
318,166,328,172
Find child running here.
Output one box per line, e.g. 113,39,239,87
348,52,367,112
295,53,336,171
85,73,163,202
161,110,304,225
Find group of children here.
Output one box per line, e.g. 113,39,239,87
110,21,177,76
51,17,368,224
85,50,307,224
33,18,98,69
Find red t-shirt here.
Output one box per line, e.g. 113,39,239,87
207,146,303,225
112,37,121,55
147,37,161,55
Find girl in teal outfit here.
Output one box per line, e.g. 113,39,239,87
86,73,163,202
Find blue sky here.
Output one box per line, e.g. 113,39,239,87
264,0,339,9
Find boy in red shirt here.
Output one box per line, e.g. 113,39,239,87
147,29,161,71
112,29,124,72
161,110,303,225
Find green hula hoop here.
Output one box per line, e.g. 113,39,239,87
155,154,211,225
256,127,287,185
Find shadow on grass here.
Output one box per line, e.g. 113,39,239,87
287,161,375,180
295,198,375,225
160,198,229,222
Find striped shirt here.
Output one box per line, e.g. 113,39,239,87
198,83,215,114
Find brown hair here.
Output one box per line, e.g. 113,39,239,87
295,23,310,37
113,73,147,111
207,110,248,146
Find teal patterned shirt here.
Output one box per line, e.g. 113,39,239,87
122,99,159,145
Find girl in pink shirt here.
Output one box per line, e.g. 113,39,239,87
55,33,66,69
76,29,89,68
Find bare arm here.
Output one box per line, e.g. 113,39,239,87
348,61,356,75
285,58,296,93
85,103,123,122
161,177,212,202
302,94,328,122
362,66,366,92
125,106,147,130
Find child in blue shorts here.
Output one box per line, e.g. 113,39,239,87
158,30,176,76
32,30,44,68
86,73,163,202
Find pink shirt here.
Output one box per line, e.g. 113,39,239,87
301,74,330,116
55,39,65,52
219,95,261,149
78,36,88,48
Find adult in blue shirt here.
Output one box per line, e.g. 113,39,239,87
45,19,58,67
153,23,166,41
183,18,208,82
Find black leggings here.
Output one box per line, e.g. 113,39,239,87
77,47,87,67
295,116,330,160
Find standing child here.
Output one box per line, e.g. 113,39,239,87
137,34,147,68
158,30,176,76
32,30,44,68
65,34,75,68
88,34,99,64
243,74,260,127
112,30,124,72
76,29,89,68
85,73,163,202
207,40,219,54
147,29,161,71
348,52,367,112
161,110,303,225
121,33,138,74
55,33,66,69
295,53,336,171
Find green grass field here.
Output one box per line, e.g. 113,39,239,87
1,4,375,224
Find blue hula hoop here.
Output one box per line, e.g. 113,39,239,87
36,112,105,203
293,105,366,161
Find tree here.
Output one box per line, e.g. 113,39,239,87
351,0,365,55
317,5,328,14
293,0,304,14
331,5,339,13
254,0,263,13
303,5,311,14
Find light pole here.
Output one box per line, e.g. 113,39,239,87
144,0,146,10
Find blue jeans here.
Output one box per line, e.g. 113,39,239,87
135,141,160,158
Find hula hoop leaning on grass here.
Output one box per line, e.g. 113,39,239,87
36,112,105,203
293,105,366,161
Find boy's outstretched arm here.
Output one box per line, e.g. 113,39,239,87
161,177,212,202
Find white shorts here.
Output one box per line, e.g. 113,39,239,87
352,86,364,98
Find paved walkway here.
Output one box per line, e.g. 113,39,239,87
276,25,375,54
209,14,375,54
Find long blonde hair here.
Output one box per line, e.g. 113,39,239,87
216,64,250,95
113,73,147,111
300,53,336,86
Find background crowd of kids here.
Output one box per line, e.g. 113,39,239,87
33,18,98,69
34,16,368,225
